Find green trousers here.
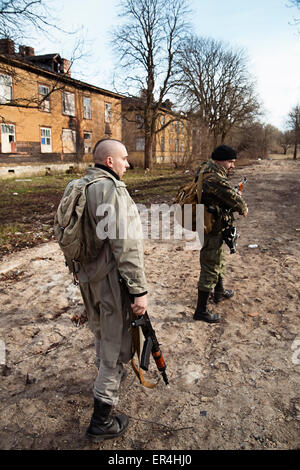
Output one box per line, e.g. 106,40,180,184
198,232,226,292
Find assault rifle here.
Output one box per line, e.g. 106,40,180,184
235,176,247,193
131,312,169,386
221,176,247,254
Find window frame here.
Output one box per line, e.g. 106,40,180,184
83,131,92,154
83,96,91,119
40,126,52,152
38,84,51,112
62,128,77,153
1,123,16,153
136,114,144,129
0,73,13,104
62,91,75,116
136,136,145,151
105,102,111,123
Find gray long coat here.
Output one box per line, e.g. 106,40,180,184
77,166,147,368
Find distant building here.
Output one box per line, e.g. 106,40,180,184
122,97,192,167
0,39,123,165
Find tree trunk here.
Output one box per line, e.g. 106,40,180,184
293,142,297,160
144,133,153,170
213,132,219,149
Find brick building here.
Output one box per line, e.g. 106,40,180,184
122,97,192,167
0,39,123,166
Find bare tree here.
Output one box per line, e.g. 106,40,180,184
279,129,294,155
0,1,86,113
112,0,190,169
287,104,300,159
0,0,69,42
176,36,261,150
226,121,278,160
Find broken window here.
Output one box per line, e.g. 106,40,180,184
161,137,165,152
105,102,111,123
0,74,12,104
62,128,76,153
62,91,75,116
1,123,15,152
39,84,50,112
84,131,92,154
83,96,91,119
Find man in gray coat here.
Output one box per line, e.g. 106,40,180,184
76,139,148,442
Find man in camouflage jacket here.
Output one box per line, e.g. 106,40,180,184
76,139,148,442
193,145,248,323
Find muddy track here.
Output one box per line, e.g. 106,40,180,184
0,159,299,450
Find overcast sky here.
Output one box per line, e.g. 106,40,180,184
36,0,300,131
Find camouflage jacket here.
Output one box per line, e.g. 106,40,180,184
199,159,247,232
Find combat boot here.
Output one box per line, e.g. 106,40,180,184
193,289,220,323
86,398,129,442
214,275,234,303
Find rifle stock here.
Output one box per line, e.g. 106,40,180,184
131,311,169,385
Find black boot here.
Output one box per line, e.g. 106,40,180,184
214,275,234,303
86,398,129,442
193,290,220,323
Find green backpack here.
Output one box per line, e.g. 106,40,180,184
54,175,106,279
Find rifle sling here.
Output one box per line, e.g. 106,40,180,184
130,325,159,389
130,357,158,389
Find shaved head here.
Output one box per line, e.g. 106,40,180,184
93,139,126,164
93,138,130,179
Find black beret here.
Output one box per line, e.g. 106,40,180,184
211,145,237,161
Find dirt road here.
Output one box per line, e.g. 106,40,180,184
0,158,299,450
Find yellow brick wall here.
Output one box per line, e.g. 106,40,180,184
122,108,192,166
0,62,122,160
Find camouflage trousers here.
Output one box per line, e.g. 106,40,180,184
198,231,226,292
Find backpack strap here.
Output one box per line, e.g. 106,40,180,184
85,174,111,190
196,169,211,203
196,168,215,234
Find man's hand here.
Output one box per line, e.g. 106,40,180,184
243,208,248,217
131,294,147,317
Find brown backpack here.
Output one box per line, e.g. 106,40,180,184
174,162,214,233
